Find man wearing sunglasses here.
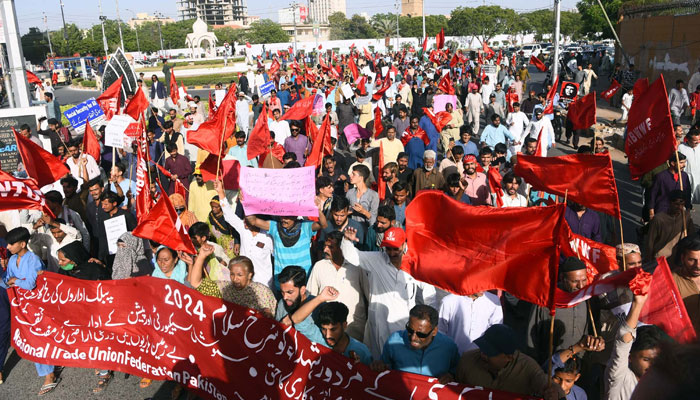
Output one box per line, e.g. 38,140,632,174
370,305,459,384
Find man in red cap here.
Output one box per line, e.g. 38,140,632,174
462,155,490,205
341,226,437,360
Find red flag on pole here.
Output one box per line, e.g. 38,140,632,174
625,75,676,179
529,55,547,72
123,86,149,121
543,77,559,115
401,191,566,309
348,56,359,80
567,92,597,130
487,167,504,207
305,114,332,168
169,69,180,105
560,223,619,281
0,170,54,217
421,37,428,54
134,143,153,221
437,72,455,95
188,89,237,155
363,47,373,61
435,28,445,50
372,75,392,101
96,76,122,120
82,120,101,162
279,95,316,121
268,59,280,76
373,106,384,138
514,153,621,218
534,127,546,157
495,50,503,66
482,41,495,58
13,127,69,188
601,79,622,100
377,142,386,201
132,184,197,254
155,164,187,199
199,155,240,190
449,53,459,68
247,103,271,160
26,70,43,88
633,78,650,99
422,108,452,132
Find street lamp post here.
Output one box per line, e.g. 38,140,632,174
155,12,165,57
115,0,124,50
98,0,109,56
43,13,53,57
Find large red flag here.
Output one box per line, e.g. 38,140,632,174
200,154,240,190
567,92,597,130
633,78,649,100
437,72,455,95
247,103,271,160
82,120,101,162
123,86,149,121
529,55,547,72
188,89,237,155
401,191,566,309
534,127,545,157
363,47,373,61
601,79,622,100
371,75,392,101
280,95,316,121
560,223,618,281
305,114,332,168
543,77,559,115
13,128,69,188
96,76,122,120
514,153,621,218
134,143,153,221
268,59,280,76
348,56,359,80
640,257,697,344
26,70,43,88
421,37,428,54
132,184,196,254
0,170,53,216
169,69,180,105
377,142,386,201
436,28,445,50
487,167,504,207
373,106,384,138
422,108,452,132
482,41,495,58
625,75,676,179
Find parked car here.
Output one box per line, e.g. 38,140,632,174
520,44,542,58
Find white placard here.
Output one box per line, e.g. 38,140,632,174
215,90,226,107
381,66,389,77
340,83,354,100
104,215,127,255
105,114,133,149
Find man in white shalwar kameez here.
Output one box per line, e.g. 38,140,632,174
506,102,530,154
526,109,555,157
678,130,700,203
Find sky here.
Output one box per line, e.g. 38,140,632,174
15,0,580,34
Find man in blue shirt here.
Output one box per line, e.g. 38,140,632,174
480,114,517,152
456,126,479,158
317,301,372,365
2,227,60,395
275,265,337,345
372,304,459,383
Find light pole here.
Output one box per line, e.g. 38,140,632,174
155,12,165,57
98,0,109,56
125,9,140,54
59,0,69,53
43,13,53,57
291,3,298,54
394,0,399,52
114,0,125,50
552,0,561,81
421,0,425,40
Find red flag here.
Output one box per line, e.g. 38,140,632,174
169,69,180,105
268,59,280,76
371,75,392,101
377,142,386,201
288,46,293,54
567,92,597,130
560,224,618,281
363,47,373,61
132,184,196,254
82,121,101,162
555,267,643,308
421,37,428,54
495,50,503,66
422,107,452,132
401,191,565,309
543,77,559,115
601,79,622,100
529,55,546,72
279,95,316,121
514,153,621,218
155,164,187,199
305,114,332,168
247,103,271,160
487,167,504,207
13,127,69,188
640,258,698,344
511,53,516,69
437,72,455,95
356,76,367,95
96,75,122,120
373,107,384,138
449,53,459,68
0,170,53,216
180,82,193,102
625,75,676,179
134,143,152,221
482,41,495,58
26,70,43,88
318,44,322,50
436,28,445,50
348,56,359,80
633,78,649,99
199,154,240,190
188,89,237,155
245,42,251,48
400,127,430,147
123,86,149,121
534,127,545,157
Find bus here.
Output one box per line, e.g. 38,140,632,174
44,55,98,82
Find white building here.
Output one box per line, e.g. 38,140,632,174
278,6,307,25
309,0,346,24
176,0,248,26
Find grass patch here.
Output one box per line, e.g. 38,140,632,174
143,74,239,87
136,57,246,72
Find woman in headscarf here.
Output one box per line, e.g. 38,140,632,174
208,195,239,259
169,193,197,229
112,232,151,280
221,255,276,319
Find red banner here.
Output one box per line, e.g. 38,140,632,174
601,79,621,100
560,225,618,280
0,170,53,216
9,273,536,400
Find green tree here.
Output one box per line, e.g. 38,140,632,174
370,14,396,42
346,15,377,39
246,19,289,43
328,12,350,40
448,5,518,44
560,11,583,40
398,15,447,38
21,27,50,64
215,26,246,45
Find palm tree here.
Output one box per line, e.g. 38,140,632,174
372,16,397,47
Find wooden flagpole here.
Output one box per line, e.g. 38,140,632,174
216,118,228,179
619,218,627,271
547,311,556,387
674,150,688,237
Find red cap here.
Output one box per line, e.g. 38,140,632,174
463,155,478,164
380,227,406,249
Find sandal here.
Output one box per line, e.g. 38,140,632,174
139,378,152,389
38,377,61,396
93,372,113,393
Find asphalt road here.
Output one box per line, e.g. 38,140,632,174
52,86,212,107
0,68,654,400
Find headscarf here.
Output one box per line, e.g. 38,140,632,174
208,195,235,236
170,193,198,228
112,232,150,279
58,241,109,281
151,246,188,284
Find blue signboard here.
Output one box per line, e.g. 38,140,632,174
259,80,275,97
63,98,106,135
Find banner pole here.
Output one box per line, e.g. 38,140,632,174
619,217,627,271
216,118,228,179
587,300,598,337
675,150,688,237
547,310,556,387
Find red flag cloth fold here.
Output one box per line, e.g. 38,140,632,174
123,85,149,121
640,257,697,343
268,59,280,76
96,76,122,120
280,95,316,121
305,114,332,168
436,28,445,50
482,41,495,58
348,56,359,80
543,77,559,115
82,121,101,162
633,78,649,99
371,76,392,101
560,223,618,281
421,37,428,54
554,267,643,308
534,127,545,157
132,185,196,254
437,72,455,95
378,142,386,201
625,75,676,179
0,170,53,216
247,103,271,160
449,53,459,68
169,69,180,105
487,167,504,207
134,143,153,221
400,127,430,147
529,55,547,72
26,70,43,88
180,82,193,101
373,107,384,138
514,153,621,218
13,127,69,188
155,164,187,199
188,89,237,155
422,108,452,132
356,76,367,96
200,154,240,190
401,191,566,309
601,79,622,100
567,92,597,130
495,50,502,66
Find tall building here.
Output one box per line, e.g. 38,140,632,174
278,5,308,25
309,0,346,24
177,0,248,26
128,12,175,29
401,0,423,17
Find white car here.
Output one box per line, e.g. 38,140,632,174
520,44,542,58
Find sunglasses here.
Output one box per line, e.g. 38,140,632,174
405,323,434,339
